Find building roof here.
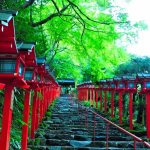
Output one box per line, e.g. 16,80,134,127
17,42,35,52
0,10,18,25
0,10,18,16
0,13,12,23
57,79,75,87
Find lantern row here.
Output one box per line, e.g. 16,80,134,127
77,74,150,139
0,10,61,150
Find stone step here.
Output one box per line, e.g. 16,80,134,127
28,145,148,150
40,129,128,137
46,124,122,131
35,134,133,141
28,97,150,150
29,138,148,148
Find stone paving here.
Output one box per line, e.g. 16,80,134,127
28,96,149,150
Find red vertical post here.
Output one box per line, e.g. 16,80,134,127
50,87,52,103
119,92,123,124
111,91,115,118
86,88,88,101
54,87,56,99
93,89,95,106
80,89,82,100
0,85,14,150
31,90,38,139
35,89,40,130
78,89,79,100
40,88,43,122
81,89,82,100
48,87,50,107
52,88,54,101
47,87,49,109
90,88,93,106
100,90,102,111
84,88,85,100
21,90,30,150
43,87,45,117
45,87,47,111
129,92,133,130
104,91,107,112
42,87,45,115
146,93,150,138
82,89,84,100
95,88,98,108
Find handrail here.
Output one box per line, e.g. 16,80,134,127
77,101,150,148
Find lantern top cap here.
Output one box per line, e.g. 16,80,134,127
99,80,106,83
17,42,35,52
0,10,17,22
122,76,136,80
137,73,150,78
114,77,122,81
0,13,12,23
106,78,113,82
36,57,46,65
0,10,18,16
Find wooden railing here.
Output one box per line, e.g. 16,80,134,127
77,101,150,150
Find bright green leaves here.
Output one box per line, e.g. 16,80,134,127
96,0,111,10
2,0,143,83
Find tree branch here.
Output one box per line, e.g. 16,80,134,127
67,0,129,25
30,4,70,27
51,0,60,13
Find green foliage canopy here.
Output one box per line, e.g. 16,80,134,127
0,0,145,82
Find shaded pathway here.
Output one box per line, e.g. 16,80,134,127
28,96,149,150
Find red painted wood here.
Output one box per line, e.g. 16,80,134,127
31,90,38,139
93,89,95,105
104,91,107,113
95,89,98,108
0,85,14,150
21,90,30,150
0,83,5,89
111,91,115,118
0,19,17,54
119,92,123,124
100,90,102,111
129,92,133,130
146,93,150,138
36,95,40,130
90,89,92,106
86,88,88,101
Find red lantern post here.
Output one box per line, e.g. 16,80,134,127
114,77,125,125
17,42,38,149
122,76,136,130
36,58,46,123
0,11,29,150
136,73,150,138
107,79,115,118
95,87,98,108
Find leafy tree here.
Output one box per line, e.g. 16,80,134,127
115,56,150,76
0,0,146,82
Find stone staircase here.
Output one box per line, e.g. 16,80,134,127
28,96,149,150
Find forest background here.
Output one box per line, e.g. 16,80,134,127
0,0,150,149
1,0,149,83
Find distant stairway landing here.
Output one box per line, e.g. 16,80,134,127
28,96,149,150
